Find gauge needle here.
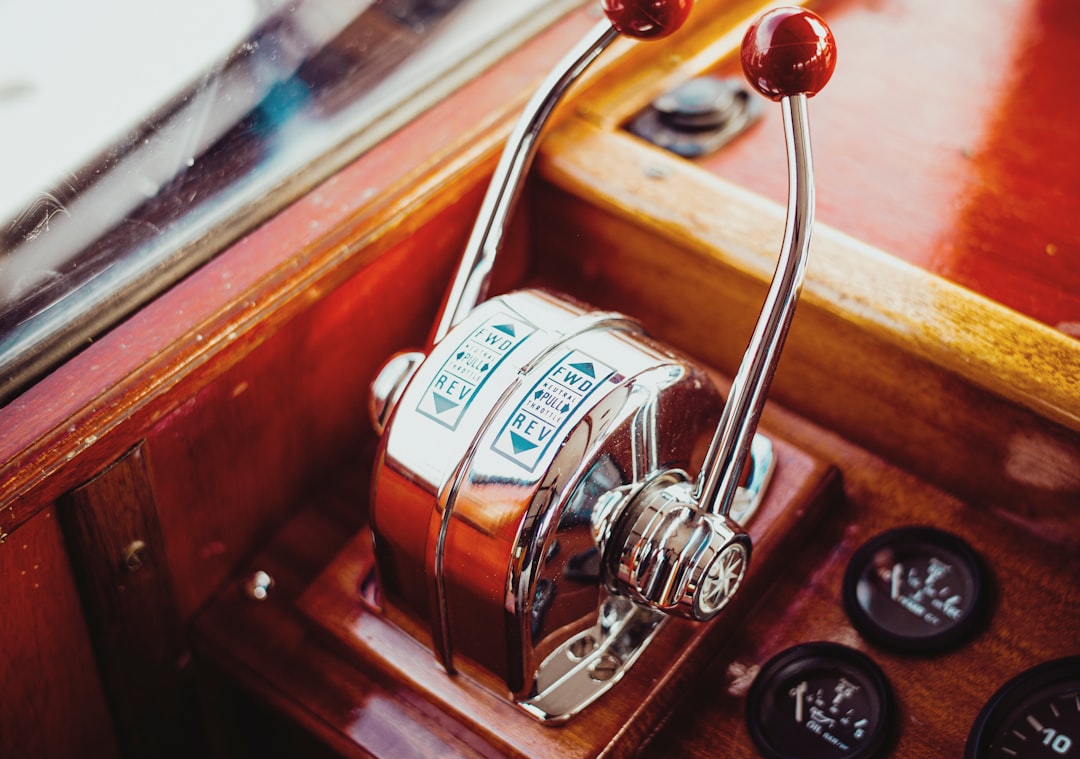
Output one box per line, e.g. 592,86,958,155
791,680,808,723
891,563,903,601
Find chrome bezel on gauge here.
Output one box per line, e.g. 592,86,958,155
965,655,1080,759
746,641,894,759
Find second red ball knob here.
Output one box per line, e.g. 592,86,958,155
741,7,836,101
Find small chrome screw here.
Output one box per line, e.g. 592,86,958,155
122,540,148,572
244,570,275,601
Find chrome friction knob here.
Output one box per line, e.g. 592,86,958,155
605,472,751,621
369,350,425,435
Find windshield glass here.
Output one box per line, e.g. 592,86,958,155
0,0,585,403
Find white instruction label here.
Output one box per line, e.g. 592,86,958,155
492,350,614,471
417,315,533,430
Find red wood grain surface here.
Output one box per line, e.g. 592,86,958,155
0,508,119,759
696,0,1080,336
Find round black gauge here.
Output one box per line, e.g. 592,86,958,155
966,656,1080,758
843,526,988,653
746,642,894,759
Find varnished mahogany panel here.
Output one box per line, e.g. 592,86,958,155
59,444,197,759
140,222,466,618
0,507,119,759
192,462,506,759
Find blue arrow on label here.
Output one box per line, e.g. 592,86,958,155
493,324,517,337
432,394,459,415
509,432,539,454
569,361,596,378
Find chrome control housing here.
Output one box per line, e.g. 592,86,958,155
370,289,772,720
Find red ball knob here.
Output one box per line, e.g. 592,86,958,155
740,7,836,101
601,0,693,40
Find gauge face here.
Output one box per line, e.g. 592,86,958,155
746,642,893,759
966,656,1080,758
843,526,988,652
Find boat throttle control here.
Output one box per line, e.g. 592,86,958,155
367,1,836,721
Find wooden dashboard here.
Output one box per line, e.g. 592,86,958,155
1,0,1077,757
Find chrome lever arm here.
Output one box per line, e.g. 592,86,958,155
604,7,836,622
695,8,836,520
431,1,693,345
695,93,815,518
431,20,617,344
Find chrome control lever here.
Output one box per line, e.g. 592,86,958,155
368,3,836,722
698,6,836,524
432,1,693,345
604,7,836,620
